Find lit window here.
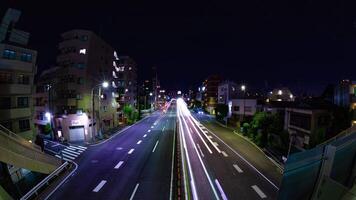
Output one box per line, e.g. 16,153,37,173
79,48,86,54
278,90,283,95
129,67,132,70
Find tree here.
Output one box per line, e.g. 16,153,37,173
215,104,229,122
43,123,52,135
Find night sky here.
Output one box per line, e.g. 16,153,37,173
2,0,356,95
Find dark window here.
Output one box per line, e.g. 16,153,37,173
290,112,311,130
17,97,29,108
20,53,32,62
0,73,12,83
234,106,240,111
17,74,30,84
77,63,85,69
19,119,30,131
0,97,11,109
3,49,16,59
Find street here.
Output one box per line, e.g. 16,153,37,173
50,104,177,200
176,98,279,199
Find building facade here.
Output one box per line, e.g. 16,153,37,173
114,55,137,122
285,107,331,150
218,80,238,105
333,80,356,125
47,30,118,143
203,75,222,114
0,9,37,140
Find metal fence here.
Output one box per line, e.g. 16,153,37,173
277,131,356,200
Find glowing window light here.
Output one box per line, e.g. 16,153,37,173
79,48,86,54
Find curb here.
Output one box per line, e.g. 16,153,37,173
44,161,78,200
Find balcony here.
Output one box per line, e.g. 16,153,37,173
0,58,35,72
0,107,31,121
0,84,31,95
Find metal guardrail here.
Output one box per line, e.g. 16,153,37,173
20,161,69,200
0,124,41,151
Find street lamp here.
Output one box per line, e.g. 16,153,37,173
241,84,246,122
91,81,109,142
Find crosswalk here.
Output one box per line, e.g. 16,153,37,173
54,145,87,162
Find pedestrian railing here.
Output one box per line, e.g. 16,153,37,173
20,161,70,200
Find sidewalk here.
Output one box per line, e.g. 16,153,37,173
198,116,283,186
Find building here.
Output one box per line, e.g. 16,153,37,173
139,79,154,110
33,67,60,136
202,75,222,114
333,80,356,125
230,98,260,121
48,30,118,143
285,104,332,150
218,80,239,105
267,87,294,102
114,55,138,121
0,8,37,140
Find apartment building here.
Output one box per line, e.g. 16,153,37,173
45,30,118,143
203,75,222,114
0,9,37,140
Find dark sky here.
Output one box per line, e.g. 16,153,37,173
2,0,356,95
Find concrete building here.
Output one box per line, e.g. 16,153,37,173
33,67,60,135
267,87,294,102
47,30,118,143
230,99,259,120
0,9,37,140
218,80,238,105
285,105,332,150
203,75,222,114
114,56,138,122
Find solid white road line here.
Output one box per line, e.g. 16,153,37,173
152,140,159,152
186,116,213,154
215,179,228,200
169,120,176,200
93,180,107,192
251,185,267,199
233,164,244,173
178,109,220,200
197,143,205,157
63,148,81,155
201,125,280,190
114,161,124,169
66,146,84,153
128,149,135,154
143,134,147,138
69,145,87,150
55,154,71,162
221,151,228,157
61,153,76,160
137,140,142,144
129,183,140,200
148,130,151,132
61,150,79,157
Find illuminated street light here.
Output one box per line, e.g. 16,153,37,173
102,81,109,88
45,112,51,121
149,92,153,96
241,85,246,91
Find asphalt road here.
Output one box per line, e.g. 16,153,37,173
49,103,176,200
176,99,279,200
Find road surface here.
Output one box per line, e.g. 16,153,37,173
50,103,176,200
